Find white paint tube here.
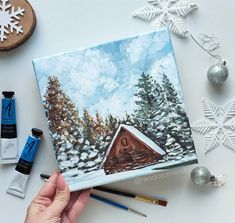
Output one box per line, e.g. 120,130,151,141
7,128,43,198
0,91,18,164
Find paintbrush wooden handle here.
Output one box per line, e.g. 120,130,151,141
135,195,167,206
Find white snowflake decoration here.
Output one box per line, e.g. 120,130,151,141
0,0,25,42
132,0,198,37
192,98,235,154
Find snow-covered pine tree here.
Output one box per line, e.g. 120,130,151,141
145,81,168,148
94,112,107,136
122,112,135,126
158,73,195,162
133,72,164,132
80,110,113,174
162,73,181,105
169,105,195,156
82,109,96,145
44,76,68,135
105,114,119,134
43,76,83,170
93,112,109,157
133,72,195,163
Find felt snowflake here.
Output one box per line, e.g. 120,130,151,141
0,0,25,42
132,0,198,37
192,98,235,154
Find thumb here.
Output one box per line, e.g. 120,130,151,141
47,173,70,217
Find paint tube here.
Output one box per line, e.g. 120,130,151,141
0,91,18,164
7,128,43,198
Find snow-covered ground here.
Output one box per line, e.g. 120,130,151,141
64,154,197,191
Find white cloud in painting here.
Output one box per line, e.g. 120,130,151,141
34,29,183,120
69,49,117,97
126,31,169,64
93,90,137,118
126,36,151,64
34,53,77,78
63,48,126,115
103,78,119,92
150,52,182,97
124,72,139,90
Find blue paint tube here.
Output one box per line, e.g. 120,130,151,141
0,91,18,164
7,128,43,198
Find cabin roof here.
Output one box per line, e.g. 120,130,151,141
101,124,166,166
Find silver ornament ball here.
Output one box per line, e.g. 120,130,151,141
191,166,212,186
207,61,228,85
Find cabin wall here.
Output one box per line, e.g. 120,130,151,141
104,128,163,174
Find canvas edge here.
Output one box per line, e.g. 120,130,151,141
32,29,199,191
32,27,169,63
68,155,198,191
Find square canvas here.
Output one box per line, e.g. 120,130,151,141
33,29,197,191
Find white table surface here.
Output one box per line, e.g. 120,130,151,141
0,0,235,222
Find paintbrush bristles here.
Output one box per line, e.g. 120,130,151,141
157,200,168,207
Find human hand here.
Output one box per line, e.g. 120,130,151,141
25,171,90,223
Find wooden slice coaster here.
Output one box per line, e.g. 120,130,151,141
0,0,36,51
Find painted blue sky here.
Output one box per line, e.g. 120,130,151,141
33,29,184,118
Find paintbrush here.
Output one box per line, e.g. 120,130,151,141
40,174,167,206
94,186,167,206
90,193,147,217
40,174,146,217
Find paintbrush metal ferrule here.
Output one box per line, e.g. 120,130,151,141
128,208,147,218
135,195,167,207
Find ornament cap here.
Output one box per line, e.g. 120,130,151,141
210,175,216,181
220,59,226,66
2,91,14,98
32,128,43,137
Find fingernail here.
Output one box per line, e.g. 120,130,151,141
57,173,66,191
46,171,58,182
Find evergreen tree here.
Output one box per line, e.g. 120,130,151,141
162,73,181,105
82,109,96,144
132,72,195,162
94,112,107,136
168,105,195,154
43,76,82,160
44,76,133,174
105,114,119,134
133,72,164,131
145,81,168,148
122,112,135,126
158,74,194,160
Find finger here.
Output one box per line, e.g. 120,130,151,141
37,171,59,198
28,196,53,216
61,212,69,223
31,196,52,208
47,173,70,216
67,189,91,222
64,191,81,212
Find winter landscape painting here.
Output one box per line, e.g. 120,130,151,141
33,29,197,191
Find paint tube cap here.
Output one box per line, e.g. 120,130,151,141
2,91,14,98
32,128,43,137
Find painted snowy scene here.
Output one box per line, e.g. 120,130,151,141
33,29,197,191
